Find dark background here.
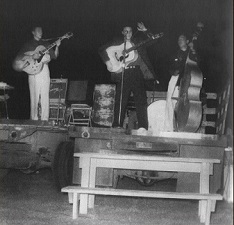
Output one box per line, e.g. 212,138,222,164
0,0,232,120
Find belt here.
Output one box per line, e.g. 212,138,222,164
125,65,139,69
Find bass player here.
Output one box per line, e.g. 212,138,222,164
12,26,61,121
98,22,159,133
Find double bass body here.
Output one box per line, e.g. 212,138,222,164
175,58,203,132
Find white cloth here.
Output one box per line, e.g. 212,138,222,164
28,64,50,120
163,75,179,132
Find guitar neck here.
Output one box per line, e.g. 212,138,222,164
126,33,163,54
126,38,151,54
41,37,65,54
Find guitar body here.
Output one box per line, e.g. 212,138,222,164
103,32,163,73
13,32,73,75
21,45,51,75
106,42,138,73
175,59,203,132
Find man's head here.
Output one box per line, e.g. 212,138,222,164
122,26,132,40
32,27,43,41
178,34,189,50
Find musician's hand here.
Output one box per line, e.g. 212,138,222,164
41,54,51,64
137,22,147,32
32,53,40,60
173,70,180,76
188,42,196,53
56,40,61,47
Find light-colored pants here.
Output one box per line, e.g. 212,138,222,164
28,64,50,120
164,75,179,132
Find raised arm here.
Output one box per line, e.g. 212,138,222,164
137,22,154,38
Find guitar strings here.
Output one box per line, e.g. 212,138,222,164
41,36,63,41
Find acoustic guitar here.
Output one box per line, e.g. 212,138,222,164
16,32,73,75
175,23,204,132
105,32,163,73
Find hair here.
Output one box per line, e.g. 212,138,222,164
31,26,42,32
123,26,132,30
178,33,187,39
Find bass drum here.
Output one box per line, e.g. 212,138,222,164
147,100,167,136
92,84,116,127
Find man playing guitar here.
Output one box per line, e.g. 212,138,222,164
99,23,159,132
13,26,61,121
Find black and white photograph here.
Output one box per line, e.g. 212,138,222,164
0,0,233,225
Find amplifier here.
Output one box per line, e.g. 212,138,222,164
49,79,68,104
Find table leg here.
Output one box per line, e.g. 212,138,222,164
88,158,97,208
79,157,91,214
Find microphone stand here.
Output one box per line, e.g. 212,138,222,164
118,36,127,126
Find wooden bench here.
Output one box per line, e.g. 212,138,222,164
62,186,222,225
62,152,222,224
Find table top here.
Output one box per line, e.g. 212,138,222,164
74,152,220,164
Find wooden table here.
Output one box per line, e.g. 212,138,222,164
75,151,220,221
70,126,227,193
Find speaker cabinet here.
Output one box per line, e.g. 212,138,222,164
49,79,68,104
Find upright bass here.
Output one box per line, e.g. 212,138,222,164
175,23,204,132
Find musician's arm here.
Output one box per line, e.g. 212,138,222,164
98,38,118,62
54,40,61,58
12,58,29,72
188,42,200,63
54,46,59,58
46,40,60,60
12,51,28,72
137,22,154,38
98,45,110,62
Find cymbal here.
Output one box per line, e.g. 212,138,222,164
0,82,14,90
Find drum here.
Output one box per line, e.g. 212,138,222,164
92,84,116,127
147,100,167,135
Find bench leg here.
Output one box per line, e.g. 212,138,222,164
211,200,216,212
199,162,210,223
200,200,207,223
205,200,212,225
68,192,73,204
79,193,88,214
72,193,78,219
198,200,201,216
88,159,97,209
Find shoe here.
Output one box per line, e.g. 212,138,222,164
136,127,148,136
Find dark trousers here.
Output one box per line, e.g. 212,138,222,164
111,67,148,129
